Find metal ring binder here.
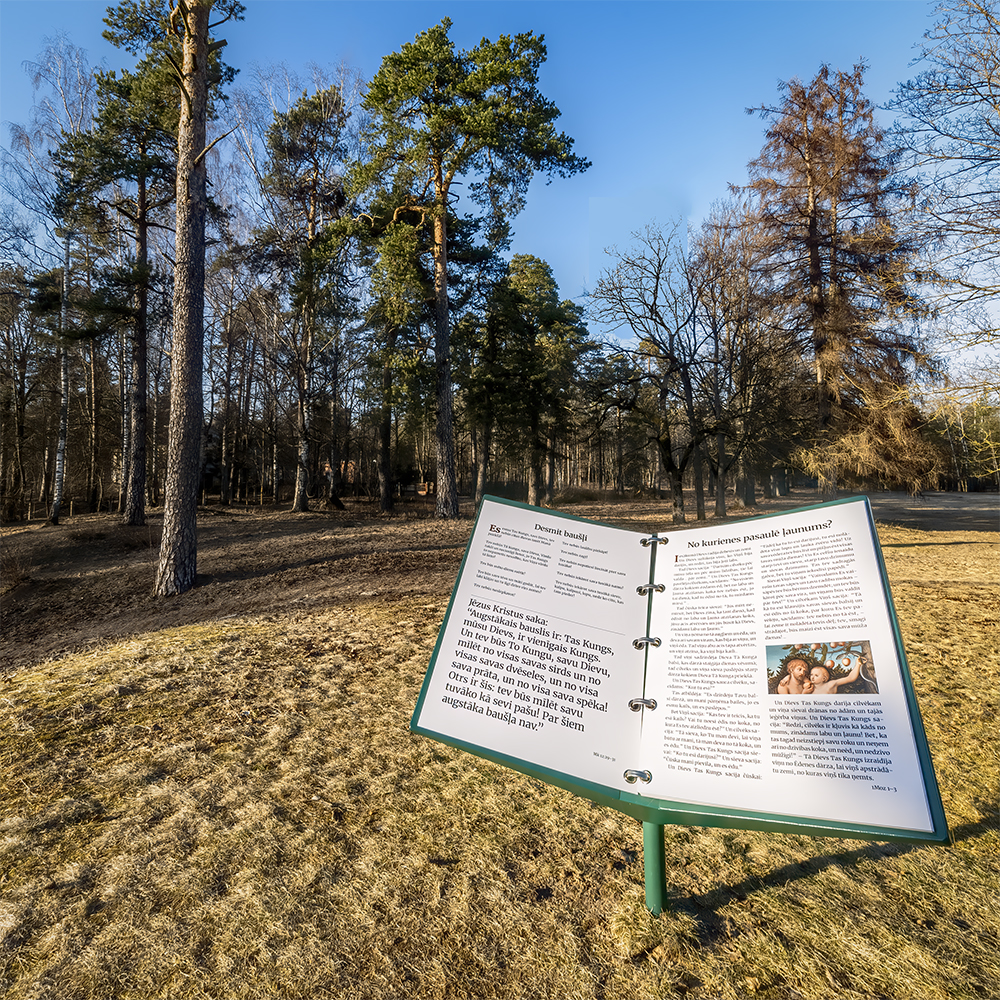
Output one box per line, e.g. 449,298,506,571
623,769,653,784
636,583,666,595
632,636,662,649
628,698,657,712
639,535,668,547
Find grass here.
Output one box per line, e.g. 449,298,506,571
1,524,997,999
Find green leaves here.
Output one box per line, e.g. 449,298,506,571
357,18,589,225
371,221,428,329
103,0,245,55
262,84,349,231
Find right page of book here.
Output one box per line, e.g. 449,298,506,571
637,497,936,833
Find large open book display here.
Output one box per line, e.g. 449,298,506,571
411,497,948,908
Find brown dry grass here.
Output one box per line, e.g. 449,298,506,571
1,496,998,999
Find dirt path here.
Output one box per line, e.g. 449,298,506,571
822,490,997,533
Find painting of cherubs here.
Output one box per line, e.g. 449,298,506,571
767,641,878,695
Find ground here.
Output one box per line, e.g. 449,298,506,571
1,489,996,672
1,489,997,1000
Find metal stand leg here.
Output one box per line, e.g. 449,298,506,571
642,820,668,915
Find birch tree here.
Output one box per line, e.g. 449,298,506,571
1,38,97,524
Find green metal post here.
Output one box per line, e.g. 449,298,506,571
642,820,668,915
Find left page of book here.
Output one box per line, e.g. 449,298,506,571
412,497,652,791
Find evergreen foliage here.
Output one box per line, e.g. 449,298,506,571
2,7,997,548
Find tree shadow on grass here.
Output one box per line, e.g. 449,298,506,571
199,540,468,585
665,815,995,945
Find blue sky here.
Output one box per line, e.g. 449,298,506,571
1,0,938,305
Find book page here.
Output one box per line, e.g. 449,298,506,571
638,498,936,833
413,498,651,789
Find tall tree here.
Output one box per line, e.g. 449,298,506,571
159,0,218,592
352,193,433,513
251,83,352,512
55,58,179,526
105,0,244,595
592,224,713,522
890,0,1000,399
355,18,589,517
2,38,97,524
1,36,96,252
691,201,805,516
500,254,593,505
0,269,38,516
744,63,929,495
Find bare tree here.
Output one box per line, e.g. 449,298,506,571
892,1,1000,322
692,201,804,516
2,38,98,524
592,222,712,523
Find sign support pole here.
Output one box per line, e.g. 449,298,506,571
642,820,668,914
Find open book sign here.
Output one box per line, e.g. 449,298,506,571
411,496,949,844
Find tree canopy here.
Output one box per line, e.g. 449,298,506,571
354,18,589,517
1,6,996,554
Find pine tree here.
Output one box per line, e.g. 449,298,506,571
55,58,178,526
104,0,244,595
355,19,589,517
262,85,350,513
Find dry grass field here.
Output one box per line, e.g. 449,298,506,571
1,492,997,999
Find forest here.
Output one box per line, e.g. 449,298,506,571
1,0,998,596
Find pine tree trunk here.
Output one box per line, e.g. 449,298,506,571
546,434,556,505
526,411,544,507
155,0,212,596
291,378,310,512
376,329,396,513
432,188,459,517
526,459,541,507
49,235,71,526
121,268,149,525
474,421,491,507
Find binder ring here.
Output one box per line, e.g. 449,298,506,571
636,583,665,595
623,769,652,784
632,636,662,650
628,698,657,712
639,535,668,547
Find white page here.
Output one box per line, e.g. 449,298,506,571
637,498,935,833
414,499,652,789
